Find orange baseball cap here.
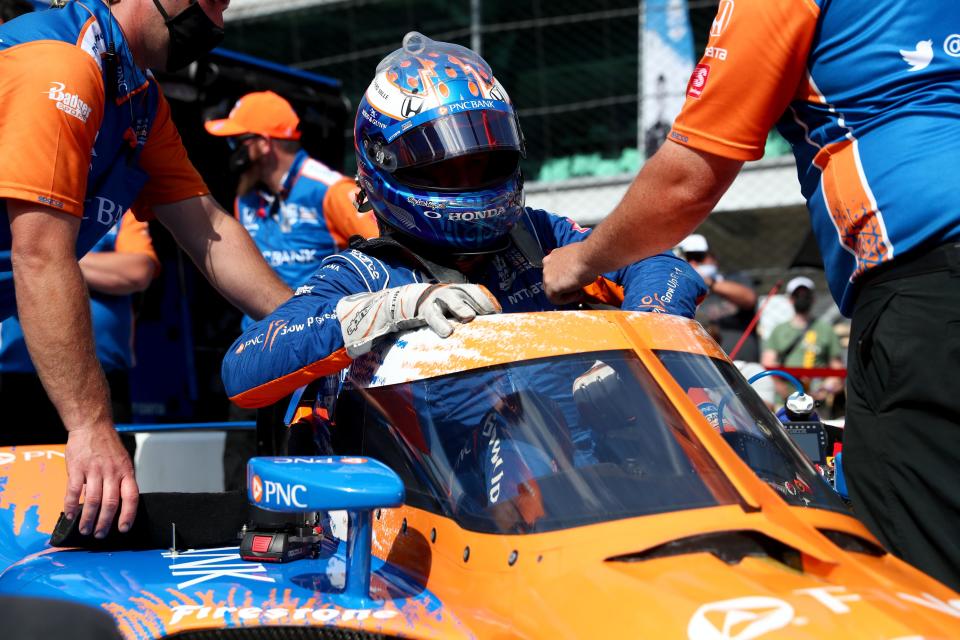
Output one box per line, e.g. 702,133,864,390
204,91,301,140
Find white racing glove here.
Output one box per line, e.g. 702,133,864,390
336,283,502,357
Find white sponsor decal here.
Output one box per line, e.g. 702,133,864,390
361,107,386,129
89,196,124,227
79,21,106,70
163,547,275,589
448,207,505,222
507,282,544,305
0,450,65,466
407,196,446,209
481,414,504,504
46,82,93,123
448,98,495,113
662,265,682,304
710,0,735,37
944,34,960,58
689,588,960,640
263,479,308,508
901,40,934,71
688,596,794,640
168,604,399,626
704,46,728,61
274,457,338,464
263,248,319,267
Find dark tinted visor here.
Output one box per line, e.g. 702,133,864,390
394,149,520,191
387,109,522,190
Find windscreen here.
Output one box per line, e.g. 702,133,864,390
656,350,849,513
337,350,742,534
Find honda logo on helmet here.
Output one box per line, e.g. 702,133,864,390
401,96,424,118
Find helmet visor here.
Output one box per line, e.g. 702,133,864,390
387,109,522,191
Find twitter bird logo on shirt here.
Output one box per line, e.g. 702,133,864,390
901,40,934,72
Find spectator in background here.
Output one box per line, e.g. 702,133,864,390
0,212,157,444
678,234,759,361
204,91,378,327
0,0,31,25
762,276,844,404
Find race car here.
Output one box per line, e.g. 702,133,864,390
1,310,958,639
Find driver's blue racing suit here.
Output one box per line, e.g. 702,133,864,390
222,208,707,409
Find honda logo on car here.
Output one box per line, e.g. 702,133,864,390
252,474,308,509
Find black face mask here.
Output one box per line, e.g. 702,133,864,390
152,0,225,72
228,145,253,175
793,290,814,315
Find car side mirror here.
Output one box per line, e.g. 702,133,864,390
246,456,404,601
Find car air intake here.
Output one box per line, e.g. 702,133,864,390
606,530,803,571
161,628,398,640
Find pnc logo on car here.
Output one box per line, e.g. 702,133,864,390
251,475,263,503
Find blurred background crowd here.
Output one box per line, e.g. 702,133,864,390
0,0,849,423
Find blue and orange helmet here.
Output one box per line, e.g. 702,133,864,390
355,32,526,252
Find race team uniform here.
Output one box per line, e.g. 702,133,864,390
0,212,157,437
0,0,208,320
236,150,377,327
671,0,960,587
222,208,706,409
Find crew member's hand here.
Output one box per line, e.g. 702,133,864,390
64,425,139,538
543,243,600,305
336,283,501,357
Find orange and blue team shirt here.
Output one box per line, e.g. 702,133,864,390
0,211,158,373
670,0,960,315
0,0,207,319
235,150,378,327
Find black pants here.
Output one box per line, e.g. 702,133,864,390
845,243,960,591
0,370,132,446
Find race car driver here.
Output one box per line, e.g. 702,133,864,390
221,32,706,411
0,0,291,540
204,91,379,328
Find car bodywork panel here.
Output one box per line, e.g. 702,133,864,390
1,312,958,638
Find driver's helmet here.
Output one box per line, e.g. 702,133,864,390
354,32,526,252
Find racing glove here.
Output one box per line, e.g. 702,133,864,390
335,283,502,357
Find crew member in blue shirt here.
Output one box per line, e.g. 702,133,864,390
205,91,379,327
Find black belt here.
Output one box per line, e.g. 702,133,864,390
857,241,960,290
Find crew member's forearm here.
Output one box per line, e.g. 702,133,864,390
580,142,743,274
203,211,292,318
710,278,757,310
13,243,112,431
157,196,292,320
79,252,156,295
